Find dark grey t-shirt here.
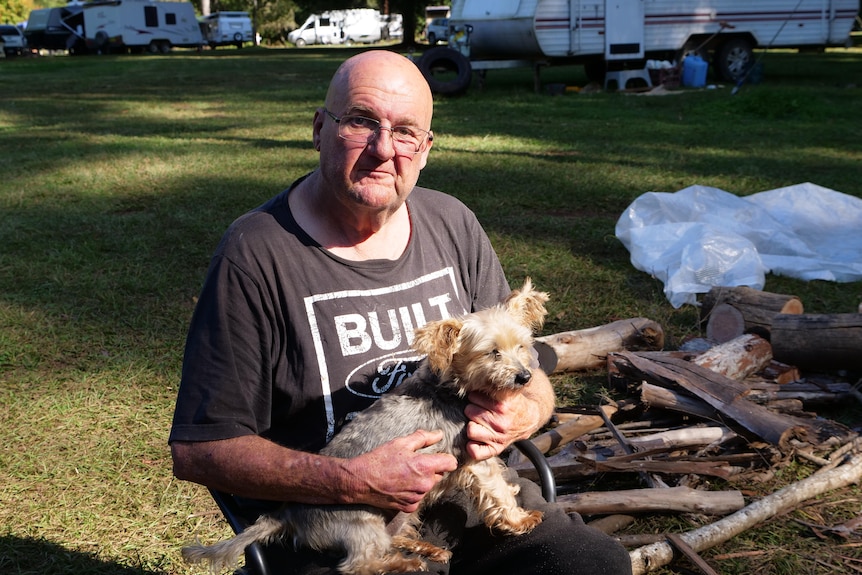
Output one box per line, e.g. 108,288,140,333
169,179,509,453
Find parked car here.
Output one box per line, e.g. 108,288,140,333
425,17,449,45
0,24,27,56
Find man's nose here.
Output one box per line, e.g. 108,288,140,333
365,126,397,158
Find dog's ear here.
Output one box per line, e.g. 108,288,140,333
412,318,463,373
504,277,550,332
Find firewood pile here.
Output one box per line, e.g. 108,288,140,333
509,286,862,574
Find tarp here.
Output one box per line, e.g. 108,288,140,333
615,182,862,308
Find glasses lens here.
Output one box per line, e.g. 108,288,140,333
338,115,427,154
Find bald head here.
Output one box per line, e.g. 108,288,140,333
324,51,434,129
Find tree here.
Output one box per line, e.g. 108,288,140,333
2,0,37,25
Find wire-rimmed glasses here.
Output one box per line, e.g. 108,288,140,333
323,109,432,155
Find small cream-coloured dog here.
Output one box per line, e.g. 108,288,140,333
182,279,550,575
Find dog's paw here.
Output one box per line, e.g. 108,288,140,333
391,535,452,564
489,508,544,536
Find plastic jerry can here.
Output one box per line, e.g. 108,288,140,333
682,55,708,88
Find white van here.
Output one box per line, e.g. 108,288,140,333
201,11,253,49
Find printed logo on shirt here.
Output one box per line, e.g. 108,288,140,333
303,267,469,441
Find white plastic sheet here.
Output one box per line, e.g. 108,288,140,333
615,183,862,308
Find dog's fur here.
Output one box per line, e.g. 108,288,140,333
182,279,550,575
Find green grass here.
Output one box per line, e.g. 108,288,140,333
1,46,861,574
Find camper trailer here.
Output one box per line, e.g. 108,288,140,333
288,9,383,46
25,0,202,54
200,11,253,49
84,0,201,53
417,0,858,94
24,4,86,53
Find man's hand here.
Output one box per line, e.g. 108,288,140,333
464,370,555,461
343,429,457,513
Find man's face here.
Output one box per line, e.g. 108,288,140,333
313,54,434,214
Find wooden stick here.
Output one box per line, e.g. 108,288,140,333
588,514,636,535
529,405,618,455
666,533,720,575
629,452,862,574
558,486,745,516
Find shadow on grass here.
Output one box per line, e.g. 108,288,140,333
0,535,165,575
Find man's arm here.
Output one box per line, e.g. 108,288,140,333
170,429,458,513
463,368,555,461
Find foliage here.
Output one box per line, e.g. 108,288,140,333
1,0,35,25
0,47,860,575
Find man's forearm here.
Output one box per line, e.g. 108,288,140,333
170,435,351,504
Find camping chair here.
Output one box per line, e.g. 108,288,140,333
209,439,556,575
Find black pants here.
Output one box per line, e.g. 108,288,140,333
254,471,632,575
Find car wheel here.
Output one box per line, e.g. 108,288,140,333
295,38,306,47
428,32,437,45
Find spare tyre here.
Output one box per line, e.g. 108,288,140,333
417,47,472,96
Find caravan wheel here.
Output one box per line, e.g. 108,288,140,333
159,41,172,54
147,42,160,54
714,37,753,82
417,47,472,96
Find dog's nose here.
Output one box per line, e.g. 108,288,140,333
514,370,532,386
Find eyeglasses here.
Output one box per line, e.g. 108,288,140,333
323,109,432,155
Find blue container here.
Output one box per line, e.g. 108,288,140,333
682,55,708,88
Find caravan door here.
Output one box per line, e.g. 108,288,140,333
604,0,644,60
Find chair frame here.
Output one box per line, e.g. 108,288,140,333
208,439,555,575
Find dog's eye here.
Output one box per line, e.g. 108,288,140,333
491,349,501,359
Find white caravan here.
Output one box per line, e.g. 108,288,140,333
200,11,253,49
417,0,858,94
288,9,383,46
82,0,201,53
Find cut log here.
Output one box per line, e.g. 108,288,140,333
690,333,773,381
611,351,854,450
537,318,664,372
771,313,862,370
558,486,745,516
700,286,803,335
629,452,862,574
705,303,746,343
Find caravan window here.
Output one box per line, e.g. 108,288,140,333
165,12,177,25
144,5,158,27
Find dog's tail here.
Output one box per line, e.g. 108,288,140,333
181,513,286,572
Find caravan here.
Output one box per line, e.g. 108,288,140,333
288,9,383,47
418,0,858,94
200,11,253,49
25,0,202,54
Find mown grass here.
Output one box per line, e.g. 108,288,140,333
0,46,860,574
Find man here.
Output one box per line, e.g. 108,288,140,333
170,50,631,575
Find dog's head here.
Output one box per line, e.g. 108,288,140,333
411,278,549,397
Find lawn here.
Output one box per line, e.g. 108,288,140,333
1,45,861,574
